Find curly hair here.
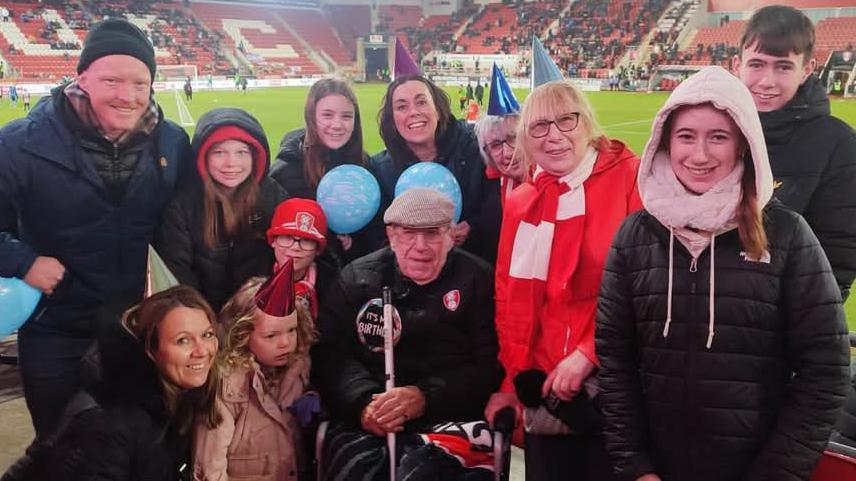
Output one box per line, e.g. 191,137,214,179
218,277,317,370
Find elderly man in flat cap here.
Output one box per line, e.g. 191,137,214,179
313,188,503,480
0,18,191,438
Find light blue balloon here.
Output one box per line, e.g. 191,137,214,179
394,163,463,222
0,277,41,338
317,165,382,234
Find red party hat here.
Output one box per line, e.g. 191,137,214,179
254,257,295,317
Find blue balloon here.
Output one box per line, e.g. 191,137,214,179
0,277,41,338
394,163,463,222
317,165,382,234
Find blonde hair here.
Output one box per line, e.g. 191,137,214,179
515,80,607,180
217,277,317,370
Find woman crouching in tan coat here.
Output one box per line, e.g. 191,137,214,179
194,260,317,481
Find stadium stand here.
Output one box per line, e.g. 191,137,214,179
191,1,323,76
278,8,353,65
456,4,520,55
89,1,227,74
323,4,370,60
708,0,851,10
0,2,84,80
674,14,855,68
544,0,670,79
0,0,851,83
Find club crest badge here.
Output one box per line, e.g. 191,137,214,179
296,212,315,233
443,289,461,311
355,298,402,353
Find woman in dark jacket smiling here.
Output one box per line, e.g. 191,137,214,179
156,108,286,311
2,286,221,481
369,75,496,261
595,67,850,481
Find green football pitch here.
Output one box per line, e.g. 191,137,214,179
1,84,855,329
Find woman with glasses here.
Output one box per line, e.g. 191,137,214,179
371,75,493,261
156,108,287,311
475,115,526,206
486,81,641,481
472,115,525,264
266,198,338,318
270,78,371,263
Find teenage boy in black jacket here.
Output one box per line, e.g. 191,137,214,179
732,5,856,300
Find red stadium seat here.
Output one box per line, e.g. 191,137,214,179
811,451,856,481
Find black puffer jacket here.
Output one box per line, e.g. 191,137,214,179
831,366,856,448
270,128,361,199
312,247,502,427
595,205,851,481
3,305,191,481
155,109,287,311
270,128,374,264
760,75,856,300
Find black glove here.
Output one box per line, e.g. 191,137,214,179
513,369,601,436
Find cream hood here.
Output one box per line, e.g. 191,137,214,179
637,66,774,211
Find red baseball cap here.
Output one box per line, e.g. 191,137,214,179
267,198,328,251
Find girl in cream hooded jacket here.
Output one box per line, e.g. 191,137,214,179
594,67,850,481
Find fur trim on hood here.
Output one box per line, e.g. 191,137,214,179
638,66,774,214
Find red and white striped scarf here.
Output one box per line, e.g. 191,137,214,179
504,148,597,337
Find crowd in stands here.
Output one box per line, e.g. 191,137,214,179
3,7,856,481
85,0,227,71
542,0,669,78
646,0,699,68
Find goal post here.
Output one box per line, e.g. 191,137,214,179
156,64,198,82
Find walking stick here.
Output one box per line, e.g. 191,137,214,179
382,286,396,481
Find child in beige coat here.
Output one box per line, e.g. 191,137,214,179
193,260,316,481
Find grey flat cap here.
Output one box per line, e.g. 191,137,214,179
384,188,454,228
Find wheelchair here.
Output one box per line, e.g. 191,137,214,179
314,407,516,481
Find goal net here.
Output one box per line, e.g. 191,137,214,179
157,64,198,82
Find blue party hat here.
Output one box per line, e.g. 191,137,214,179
487,63,520,116
531,36,563,89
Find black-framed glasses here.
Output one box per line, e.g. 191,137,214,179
527,112,581,138
273,235,319,251
484,135,517,154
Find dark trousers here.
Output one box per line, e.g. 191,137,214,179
523,432,616,481
18,323,92,439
